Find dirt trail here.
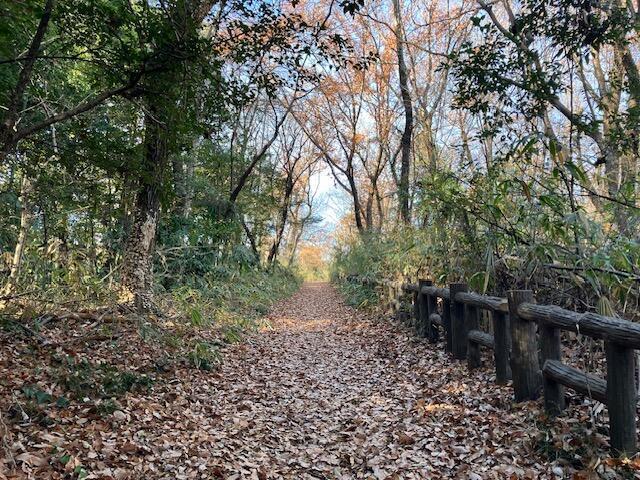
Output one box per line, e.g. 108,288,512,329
2,282,569,479
193,282,555,479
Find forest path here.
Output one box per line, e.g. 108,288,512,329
198,282,554,479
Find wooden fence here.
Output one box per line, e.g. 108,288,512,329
368,277,639,457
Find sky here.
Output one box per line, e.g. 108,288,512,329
308,166,346,238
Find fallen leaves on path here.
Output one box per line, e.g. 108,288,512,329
1,283,632,479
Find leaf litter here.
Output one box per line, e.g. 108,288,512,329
0,283,636,479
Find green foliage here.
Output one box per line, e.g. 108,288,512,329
188,341,221,371
53,355,154,400
0,0,350,312
332,228,463,287
95,398,120,416
332,155,640,314
151,257,301,369
167,260,301,334
21,385,53,405
336,279,378,309
12,385,70,426
293,260,329,282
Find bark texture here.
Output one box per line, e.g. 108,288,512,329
2,176,32,297
392,0,413,224
120,103,167,310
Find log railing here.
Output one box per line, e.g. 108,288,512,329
351,276,639,457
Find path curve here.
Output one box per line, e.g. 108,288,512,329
199,282,554,479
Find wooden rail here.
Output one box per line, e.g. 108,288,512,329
348,276,639,457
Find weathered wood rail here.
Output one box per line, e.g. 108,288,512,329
357,277,639,457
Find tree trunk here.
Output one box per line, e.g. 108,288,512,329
0,0,54,158
120,173,136,244
2,176,32,297
619,44,639,212
374,183,384,231
365,188,374,231
598,49,632,231
120,104,168,310
423,113,438,172
241,217,259,258
392,0,413,224
268,174,294,264
170,148,195,243
287,227,303,265
459,113,473,165
118,0,215,310
183,152,195,218
286,200,310,265
346,170,365,232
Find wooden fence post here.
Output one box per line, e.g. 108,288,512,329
381,282,388,314
443,297,452,353
605,341,637,456
507,290,542,401
417,279,432,337
398,283,409,324
395,282,405,322
466,305,481,369
450,283,468,360
427,288,439,343
412,286,419,330
391,282,398,320
492,310,511,384
540,323,564,415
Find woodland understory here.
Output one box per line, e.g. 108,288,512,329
1,0,640,478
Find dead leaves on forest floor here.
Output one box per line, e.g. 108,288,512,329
1,282,637,479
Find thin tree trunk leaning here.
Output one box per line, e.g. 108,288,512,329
290,108,365,233
241,217,259,258
347,172,365,232
268,174,295,265
286,197,313,265
0,0,54,158
2,176,32,297
392,0,413,224
228,101,295,209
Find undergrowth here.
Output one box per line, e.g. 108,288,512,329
330,226,640,320
336,279,379,309
164,262,300,330
1,256,301,432
159,261,300,369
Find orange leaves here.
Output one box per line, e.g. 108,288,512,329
602,456,640,470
